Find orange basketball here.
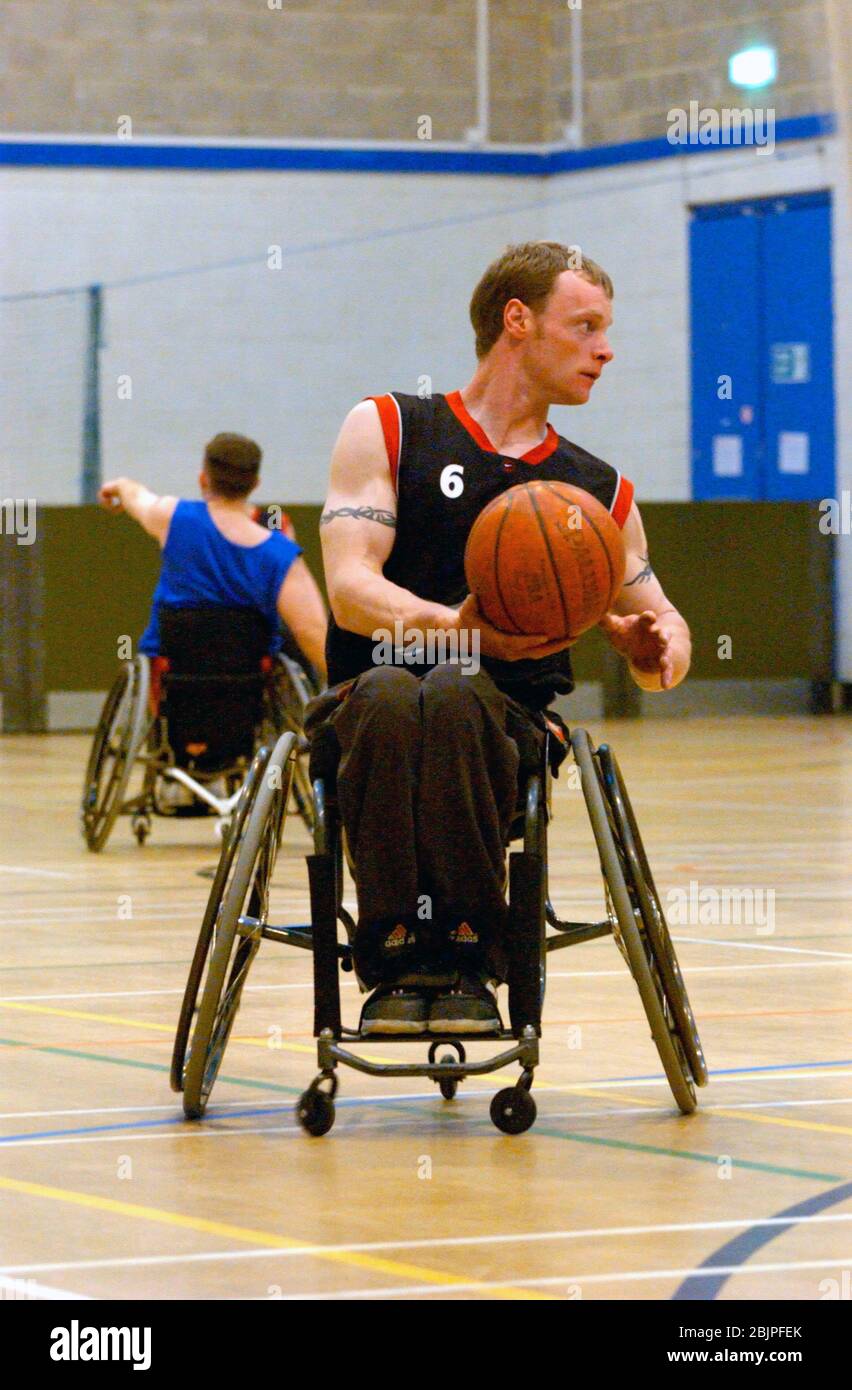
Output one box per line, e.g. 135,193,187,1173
464,480,626,641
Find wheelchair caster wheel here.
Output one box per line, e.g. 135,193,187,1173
439,1077,458,1101
490,1086,536,1135
132,814,151,845
296,1089,335,1137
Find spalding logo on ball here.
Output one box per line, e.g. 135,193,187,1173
464,481,626,641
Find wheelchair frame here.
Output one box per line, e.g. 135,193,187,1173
81,648,316,852
171,725,707,1136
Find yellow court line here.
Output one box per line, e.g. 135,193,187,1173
0,1000,436,1066
0,1176,551,1300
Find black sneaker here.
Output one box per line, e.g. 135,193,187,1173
359,985,430,1036
428,975,502,1034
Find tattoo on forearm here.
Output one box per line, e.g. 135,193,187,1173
624,553,654,586
320,505,396,529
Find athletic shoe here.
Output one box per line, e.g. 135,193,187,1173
359,985,430,1036
428,974,502,1034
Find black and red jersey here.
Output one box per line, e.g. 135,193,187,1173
326,390,633,710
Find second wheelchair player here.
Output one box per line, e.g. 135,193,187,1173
84,433,327,846
99,431,327,689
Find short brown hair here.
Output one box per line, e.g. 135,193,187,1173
203,433,262,499
469,241,613,359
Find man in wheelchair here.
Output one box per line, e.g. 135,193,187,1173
308,241,692,1037
86,433,327,845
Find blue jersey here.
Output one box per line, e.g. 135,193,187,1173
138,500,301,655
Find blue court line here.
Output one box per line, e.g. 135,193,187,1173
0,113,833,176
0,1094,444,1144
672,1180,852,1300
593,1058,852,1084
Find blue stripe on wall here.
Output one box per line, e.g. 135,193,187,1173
0,113,835,177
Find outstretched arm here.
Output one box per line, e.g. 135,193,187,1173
99,477,177,545
599,501,691,692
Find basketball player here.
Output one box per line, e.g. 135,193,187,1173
308,242,691,1034
99,433,328,684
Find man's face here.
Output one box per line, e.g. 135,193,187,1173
522,270,614,405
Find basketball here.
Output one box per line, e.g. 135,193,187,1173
464,480,626,640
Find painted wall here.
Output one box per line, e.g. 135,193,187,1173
2,129,849,671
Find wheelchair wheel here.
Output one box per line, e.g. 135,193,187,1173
81,656,150,852
267,654,316,834
597,744,708,1089
182,732,296,1119
170,745,271,1093
572,728,702,1115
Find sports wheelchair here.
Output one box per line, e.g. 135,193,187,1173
171,718,708,1135
81,606,318,852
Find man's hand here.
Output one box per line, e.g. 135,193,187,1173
599,610,675,690
99,478,128,511
97,476,175,543
457,593,576,662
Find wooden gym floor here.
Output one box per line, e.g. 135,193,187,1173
0,715,850,1302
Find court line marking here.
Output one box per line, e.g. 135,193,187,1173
548,959,852,979
6,1212,852,1277
258,1257,852,1300
670,936,852,959
673,1179,852,1301
0,1274,89,1300
566,1085,852,1139
6,1095,850,1128
0,1176,549,1302
0,1102,843,1180
0,865,75,879
0,982,342,1002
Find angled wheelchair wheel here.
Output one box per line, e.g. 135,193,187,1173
170,744,271,1093
572,728,703,1115
182,732,296,1119
597,744,708,1089
81,656,150,852
267,654,316,834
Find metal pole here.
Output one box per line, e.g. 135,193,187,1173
566,4,584,148
81,283,103,504
467,0,490,145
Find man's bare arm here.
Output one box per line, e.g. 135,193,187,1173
99,477,176,545
319,401,464,639
599,501,691,691
277,557,328,686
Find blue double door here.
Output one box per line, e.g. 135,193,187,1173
689,190,835,500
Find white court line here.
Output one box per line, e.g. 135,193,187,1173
0,981,356,1002
670,936,852,959
4,1093,852,1127
546,1069,852,1090
0,1274,89,1300
549,958,852,978
275,1256,852,1299
3,958,849,1001
4,1084,852,1149
5,1213,852,1278
0,866,75,879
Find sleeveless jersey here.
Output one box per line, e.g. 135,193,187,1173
138,499,301,656
326,391,634,710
